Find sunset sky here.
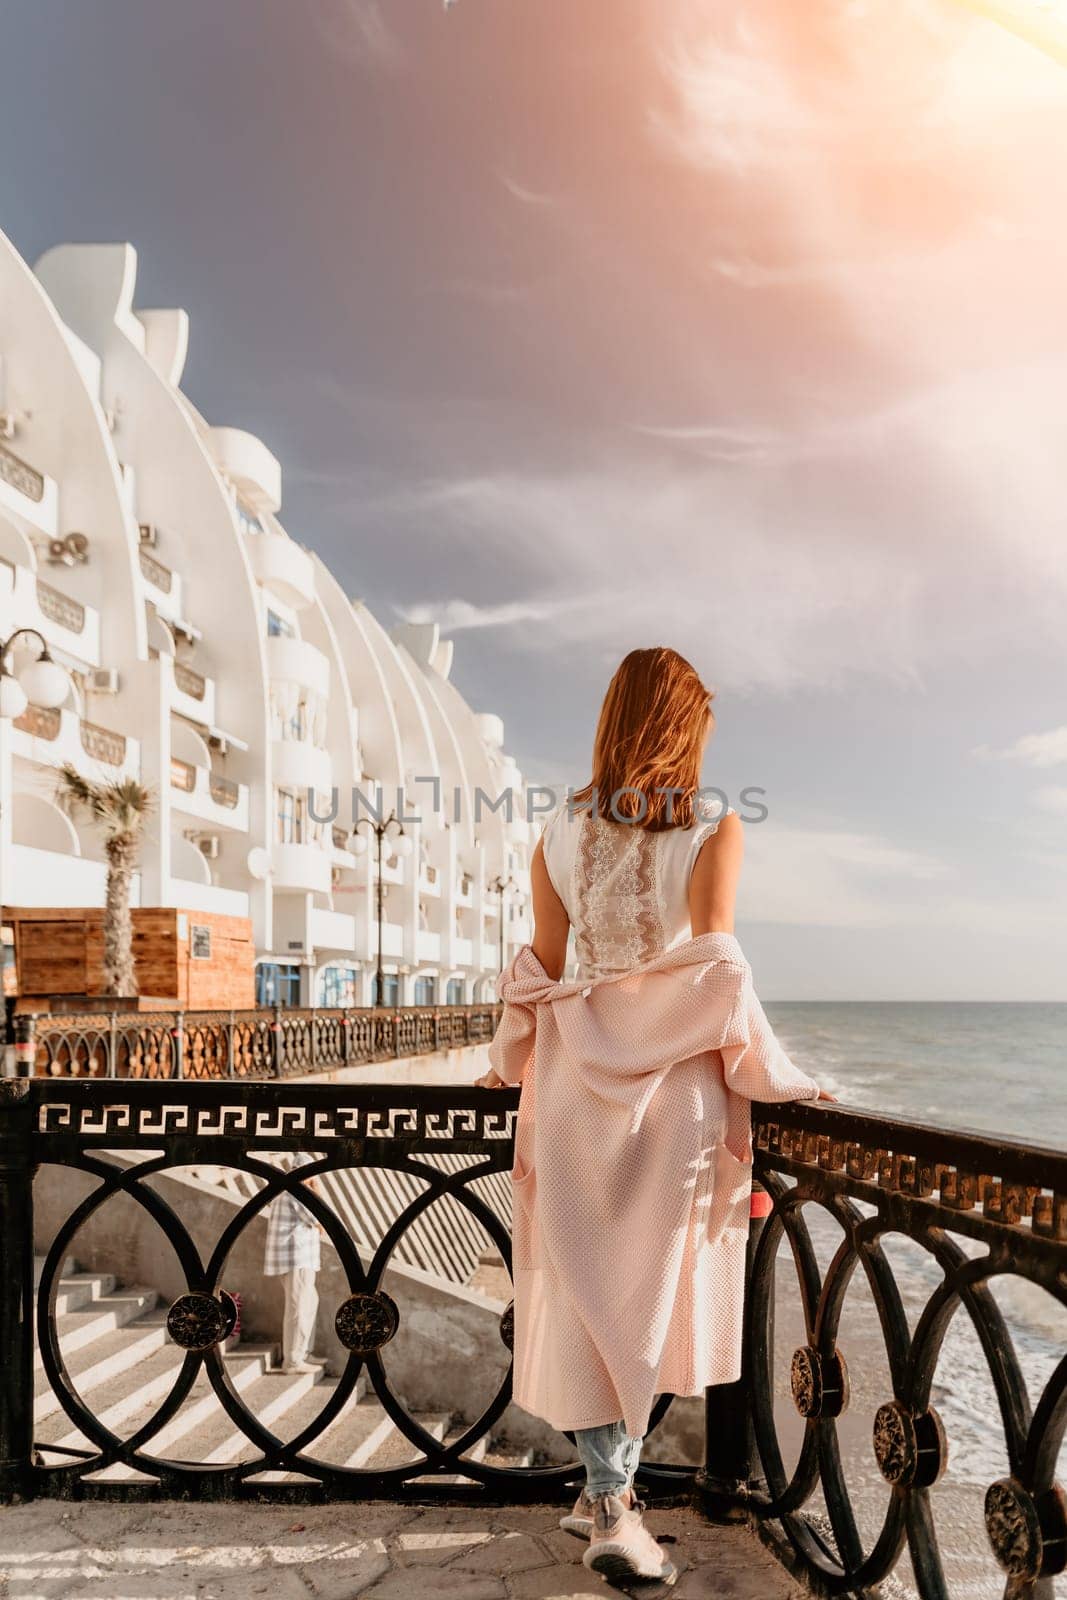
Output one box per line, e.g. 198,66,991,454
3,0,1066,998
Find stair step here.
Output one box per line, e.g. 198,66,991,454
280,1384,398,1473
34,1256,76,1288
77,1349,277,1476
362,1408,450,1470
33,1287,159,1372
34,1313,169,1422
51,1273,118,1319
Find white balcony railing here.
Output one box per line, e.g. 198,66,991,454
169,759,250,831
272,841,332,895
246,530,315,610
0,563,101,669
265,633,329,698
0,442,58,537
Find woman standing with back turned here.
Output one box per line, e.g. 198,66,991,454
479,647,831,1587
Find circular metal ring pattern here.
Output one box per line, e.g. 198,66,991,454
790,1345,850,1420
335,1290,400,1354
499,1299,514,1352
165,1291,236,1352
873,1400,947,1488
985,1478,1067,1581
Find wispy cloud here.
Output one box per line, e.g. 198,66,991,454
974,727,1067,767
394,595,585,634
499,173,557,207
314,0,404,69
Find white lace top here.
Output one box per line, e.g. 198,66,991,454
541,798,728,980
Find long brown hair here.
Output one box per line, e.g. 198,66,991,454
572,647,713,831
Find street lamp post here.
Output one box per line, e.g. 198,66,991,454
351,811,413,1007
490,874,516,974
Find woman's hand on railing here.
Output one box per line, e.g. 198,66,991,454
817,1085,838,1101
474,1068,506,1088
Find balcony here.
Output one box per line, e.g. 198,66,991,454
416,930,441,964
208,426,282,514
308,906,357,954
246,530,315,610
265,633,329,698
169,879,250,918
169,758,250,831
0,564,101,668
272,841,332,895
419,863,441,896
169,658,217,726
139,546,185,620
10,706,140,780
4,842,121,907
271,736,332,798
0,441,58,537
452,936,474,966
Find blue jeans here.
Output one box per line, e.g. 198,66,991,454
574,1421,643,1498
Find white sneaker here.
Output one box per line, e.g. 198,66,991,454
559,1489,597,1540
279,1357,326,1375
583,1493,677,1585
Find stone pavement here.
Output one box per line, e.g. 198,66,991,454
0,1498,809,1600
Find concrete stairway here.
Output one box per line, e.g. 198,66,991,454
33,1260,529,1485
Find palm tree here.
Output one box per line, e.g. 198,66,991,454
57,764,154,997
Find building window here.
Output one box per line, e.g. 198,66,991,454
446,978,465,1006
318,965,357,1007
370,973,400,1007
277,788,304,844
267,609,294,638
414,976,436,1006
256,962,301,1008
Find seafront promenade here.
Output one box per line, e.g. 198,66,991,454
0,1497,807,1600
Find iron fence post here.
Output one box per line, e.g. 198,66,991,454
173,1013,184,1080
0,1081,35,1502
12,1014,36,1079
699,1187,771,1516
273,1004,284,1077
227,1010,235,1080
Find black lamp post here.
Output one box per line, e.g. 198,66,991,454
352,811,412,1007
489,874,516,974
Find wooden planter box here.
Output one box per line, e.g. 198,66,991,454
2,906,255,1011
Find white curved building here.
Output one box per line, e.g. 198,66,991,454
0,229,532,1006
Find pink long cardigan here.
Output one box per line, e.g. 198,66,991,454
487,934,820,1439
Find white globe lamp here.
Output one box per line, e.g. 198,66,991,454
0,673,28,721
19,650,70,710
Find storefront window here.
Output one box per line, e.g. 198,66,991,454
256,962,301,1008
318,965,357,1007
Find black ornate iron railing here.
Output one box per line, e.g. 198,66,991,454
1,1074,1062,1597
0,1079,689,1506
703,1099,1067,1599
14,1003,503,1080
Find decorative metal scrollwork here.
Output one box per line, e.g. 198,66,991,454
872,1400,947,1488
166,1289,238,1351
985,1478,1067,1581
500,1299,514,1352
335,1290,400,1353
790,1344,849,1419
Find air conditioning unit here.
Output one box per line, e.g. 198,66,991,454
198,836,221,861
0,414,16,440
138,523,159,548
89,668,119,694
47,533,89,567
